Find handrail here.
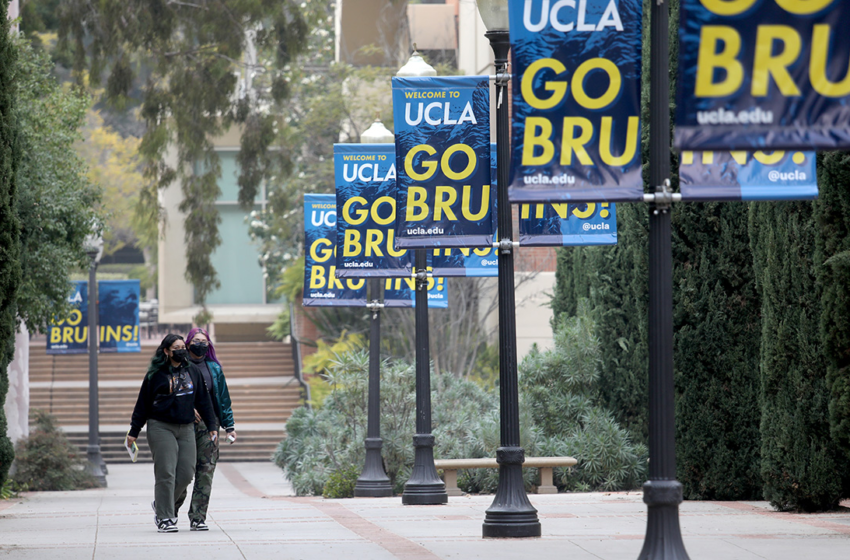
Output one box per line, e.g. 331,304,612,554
288,301,311,410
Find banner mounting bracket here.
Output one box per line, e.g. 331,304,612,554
494,239,520,253
643,179,679,212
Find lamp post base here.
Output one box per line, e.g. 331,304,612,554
86,445,107,487
637,480,690,559
354,438,393,497
402,434,447,505
482,451,541,538
354,480,394,498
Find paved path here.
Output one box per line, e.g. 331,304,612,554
2,462,850,559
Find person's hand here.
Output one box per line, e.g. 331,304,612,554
209,431,217,442
227,431,238,444
126,435,137,447
194,410,201,423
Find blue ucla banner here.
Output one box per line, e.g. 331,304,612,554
507,0,644,203
303,194,368,307
47,280,141,354
392,75,495,248
519,202,617,247
305,194,446,307
334,143,412,278
384,277,448,308
335,142,499,278
679,150,818,202
430,247,498,278
676,0,850,149
430,143,498,277
47,281,88,354
98,280,141,353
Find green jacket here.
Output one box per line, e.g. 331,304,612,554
207,360,235,432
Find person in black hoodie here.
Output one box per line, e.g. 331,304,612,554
125,333,217,533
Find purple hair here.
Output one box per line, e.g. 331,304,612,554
186,327,222,368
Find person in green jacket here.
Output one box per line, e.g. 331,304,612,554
174,327,237,531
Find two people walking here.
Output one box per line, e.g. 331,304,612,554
126,329,237,533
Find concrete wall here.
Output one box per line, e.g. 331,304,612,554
457,0,492,75
515,272,556,355
336,0,410,67
157,126,284,331
408,3,457,51
4,324,29,443
157,147,194,321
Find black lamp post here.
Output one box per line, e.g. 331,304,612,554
397,51,448,506
84,233,107,487
638,0,689,557
354,119,394,498
475,0,540,538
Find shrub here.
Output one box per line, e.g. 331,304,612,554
276,303,646,495
1,478,24,499
322,464,361,499
12,411,98,491
274,351,498,495
519,302,647,492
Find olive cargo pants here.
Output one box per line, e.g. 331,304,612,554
146,419,196,522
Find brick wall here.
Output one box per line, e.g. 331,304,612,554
511,205,557,272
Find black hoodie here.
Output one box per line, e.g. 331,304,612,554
128,363,216,438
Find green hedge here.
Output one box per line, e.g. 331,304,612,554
750,199,847,511
672,202,762,500
0,0,20,489
817,153,850,468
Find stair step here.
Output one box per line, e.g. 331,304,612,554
66,429,286,464
30,341,300,462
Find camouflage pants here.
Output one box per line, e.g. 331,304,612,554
174,420,220,523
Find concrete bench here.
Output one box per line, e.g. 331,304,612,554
433,456,578,496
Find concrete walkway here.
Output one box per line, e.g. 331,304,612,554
2,462,850,559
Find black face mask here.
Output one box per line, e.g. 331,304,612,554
189,343,208,357
171,349,189,363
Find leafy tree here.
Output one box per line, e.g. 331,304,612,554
750,200,848,511
20,0,60,46
0,0,21,489
2,35,102,488
60,0,319,321
14,38,101,331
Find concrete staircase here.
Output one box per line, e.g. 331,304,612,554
29,341,303,463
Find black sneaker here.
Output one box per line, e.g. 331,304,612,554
157,519,178,533
190,519,209,531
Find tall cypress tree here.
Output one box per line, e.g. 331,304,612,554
0,0,21,487
672,201,762,499
750,199,846,511
816,153,850,486
587,203,649,440
552,245,591,320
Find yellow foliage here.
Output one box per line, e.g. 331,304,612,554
305,375,332,408
302,332,366,408
75,110,145,256
302,331,365,377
